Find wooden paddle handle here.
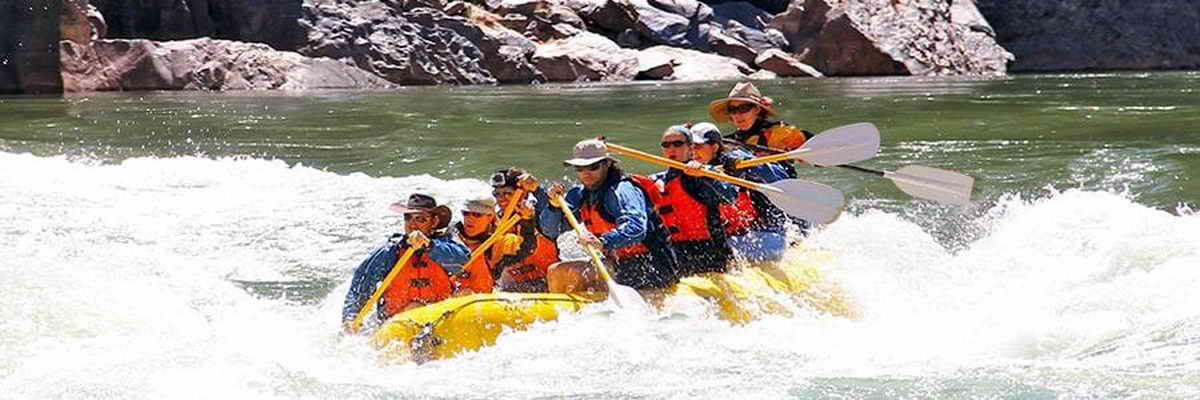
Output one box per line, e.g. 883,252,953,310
735,150,804,169
347,245,419,334
555,195,616,282
604,143,777,194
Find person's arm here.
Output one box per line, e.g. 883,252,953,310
724,149,790,184
427,234,469,275
341,240,400,323
597,181,648,250
536,186,582,240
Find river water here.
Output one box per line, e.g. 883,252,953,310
2,73,1198,398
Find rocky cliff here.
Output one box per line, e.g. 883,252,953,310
2,0,1195,93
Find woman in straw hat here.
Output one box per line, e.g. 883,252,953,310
709,82,814,167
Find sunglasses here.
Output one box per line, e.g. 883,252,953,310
726,103,758,114
462,211,490,218
573,162,604,172
403,213,432,223
492,188,516,198
660,140,688,148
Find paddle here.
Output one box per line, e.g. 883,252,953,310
604,143,845,225
346,189,529,334
346,245,419,334
727,140,975,205
732,122,880,169
555,195,652,312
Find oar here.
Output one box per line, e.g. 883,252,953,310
346,189,528,333
605,143,845,225
555,195,652,312
733,122,880,169
346,246,419,334
726,140,974,205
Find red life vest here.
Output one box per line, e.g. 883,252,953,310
719,189,758,236
380,248,454,316
651,173,717,242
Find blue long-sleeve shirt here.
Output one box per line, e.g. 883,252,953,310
537,176,649,251
719,148,791,184
340,232,469,323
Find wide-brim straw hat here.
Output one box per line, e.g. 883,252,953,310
708,81,776,123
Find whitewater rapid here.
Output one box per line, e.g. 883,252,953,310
3,153,1198,398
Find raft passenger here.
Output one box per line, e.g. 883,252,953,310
538,139,679,292
341,193,469,329
488,168,560,292
689,123,791,263
647,124,735,275
709,81,814,178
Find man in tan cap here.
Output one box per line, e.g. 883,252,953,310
449,195,504,294
709,81,813,169
341,193,469,328
538,139,679,292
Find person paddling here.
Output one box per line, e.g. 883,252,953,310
488,168,560,293
450,196,508,294
538,139,679,293
689,123,792,263
647,124,734,275
709,81,813,177
341,193,469,328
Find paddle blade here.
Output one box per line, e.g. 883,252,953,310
796,122,881,166
762,179,845,225
605,278,652,313
886,165,975,205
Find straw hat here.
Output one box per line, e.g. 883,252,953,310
707,81,776,123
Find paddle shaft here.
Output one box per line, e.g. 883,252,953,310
605,143,782,195
554,196,617,283
347,246,419,334
723,139,888,176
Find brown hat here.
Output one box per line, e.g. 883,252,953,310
389,193,451,229
708,81,776,123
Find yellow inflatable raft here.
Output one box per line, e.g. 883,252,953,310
369,248,856,362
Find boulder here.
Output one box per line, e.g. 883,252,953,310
59,38,392,91
298,0,497,85
755,49,822,77
977,0,1200,71
1,0,63,94
90,0,306,51
532,31,638,82
636,45,751,81
769,0,1010,76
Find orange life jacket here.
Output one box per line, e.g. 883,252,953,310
578,175,659,260
452,237,496,294
380,248,454,316
497,228,558,283
650,173,718,242
719,189,758,236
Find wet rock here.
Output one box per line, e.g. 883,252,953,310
532,31,638,82
978,0,1200,71
90,0,307,51
60,38,392,91
298,0,497,85
769,0,1010,76
1,0,63,94
636,45,751,81
755,48,821,77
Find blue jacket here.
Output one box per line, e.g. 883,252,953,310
340,232,469,323
537,175,650,251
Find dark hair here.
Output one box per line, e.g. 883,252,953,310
490,167,528,188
